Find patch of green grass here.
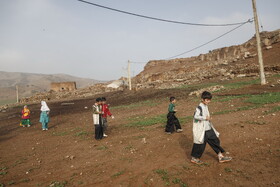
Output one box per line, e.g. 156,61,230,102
112,170,125,178
52,131,69,136
124,145,133,150
125,114,166,127
180,116,193,124
0,166,8,170
111,100,158,110
97,146,108,150
155,169,170,185
222,79,260,89
19,178,30,183
215,94,249,102
12,158,27,167
245,92,280,105
244,121,266,125
155,169,168,175
224,167,233,172
264,106,280,114
177,82,218,90
0,171,7,175
8,180,15,185
272,73,280,78
49,181,67,187
77,181,83,185
75,131,90,139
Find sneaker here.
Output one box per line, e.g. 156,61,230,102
103,134,108,137
166,132,172,135
219,156,232,163
176,129,183,133
191,157,203,165
27,125,31,127
45,128,48,131
42,129,46,131
22,125,26,127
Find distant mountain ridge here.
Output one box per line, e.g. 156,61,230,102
0,71,103,103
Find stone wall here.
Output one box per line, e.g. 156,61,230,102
50,82,76,92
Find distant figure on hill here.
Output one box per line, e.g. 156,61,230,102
20,105,31,127
101,97,114,137
191,91,232,164
39,101,50,131
165,96,183,134
93,97,104,140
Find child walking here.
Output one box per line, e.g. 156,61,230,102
191,91,232,164
101,97,114,137
165,96,183,134
20,105,31,127
39,101,50,131
93,98,103,140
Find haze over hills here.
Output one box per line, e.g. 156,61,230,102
0,71,103,104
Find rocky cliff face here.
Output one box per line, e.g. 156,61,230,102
133,29,280,89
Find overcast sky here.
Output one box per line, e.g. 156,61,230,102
0,0,280,81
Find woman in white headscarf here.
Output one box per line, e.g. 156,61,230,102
39,101,50,130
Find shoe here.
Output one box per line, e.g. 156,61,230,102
219,156,232,163
166,132,172,135
27,125,31,127
191,157,203,165
176,129,183,133
103,134,108,137
22,125,26,127
45,128,48,130
42,129,46,131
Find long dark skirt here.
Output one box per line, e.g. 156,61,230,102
165,112,182,133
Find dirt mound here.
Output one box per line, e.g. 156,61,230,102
0,75,280,186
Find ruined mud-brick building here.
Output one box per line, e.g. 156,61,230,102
50,82,76,92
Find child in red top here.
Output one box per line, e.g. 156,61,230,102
101,97,114,137
20,105,31,127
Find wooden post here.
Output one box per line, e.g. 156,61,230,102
252,0,266,85
16,85,19,103
128,60,132,90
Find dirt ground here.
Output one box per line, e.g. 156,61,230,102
0,76,280,187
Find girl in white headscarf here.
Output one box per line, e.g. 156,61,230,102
39,101,50,130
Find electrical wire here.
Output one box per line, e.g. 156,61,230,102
164,20,252,60
77,0,251,27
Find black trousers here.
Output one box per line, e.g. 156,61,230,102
165,112,182,133
95,116,104,140
191,129,225,158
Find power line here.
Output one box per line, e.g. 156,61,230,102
164,20,252,60
77,0,251,27
130,19,252,63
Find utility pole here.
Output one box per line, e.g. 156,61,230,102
127,60,132,90
16,85,19,103
252,0,266,85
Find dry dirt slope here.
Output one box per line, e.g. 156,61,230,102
0,75,280,187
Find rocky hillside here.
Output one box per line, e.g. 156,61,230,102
0,72,103,103
5,29,280,105
133,29,280,89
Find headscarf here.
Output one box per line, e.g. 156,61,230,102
40,101,50,112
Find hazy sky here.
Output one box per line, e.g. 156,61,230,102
1,0,280,81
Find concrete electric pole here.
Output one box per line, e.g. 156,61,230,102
252,0,266,85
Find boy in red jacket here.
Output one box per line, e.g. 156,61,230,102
101,97,114,137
